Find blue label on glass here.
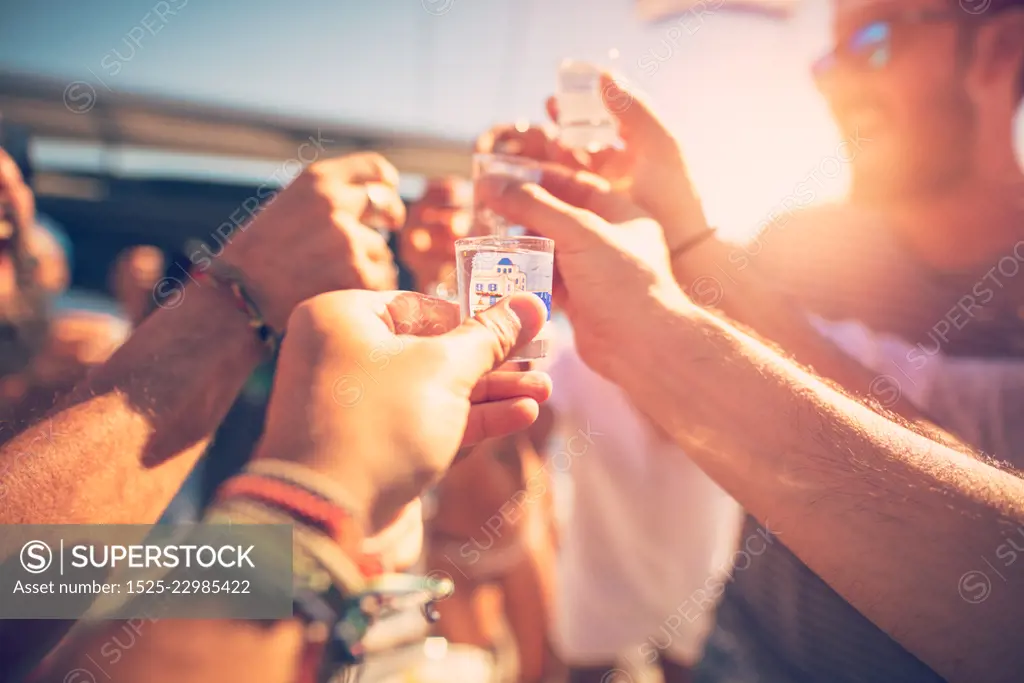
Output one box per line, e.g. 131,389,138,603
469,251,553,319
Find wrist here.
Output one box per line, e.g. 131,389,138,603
659,196,712,252
582,281,694,381
670,232,722,286
188,257,281,357
610,291,713,428
178,278,265,367
251,446,376,535
217,248,291,332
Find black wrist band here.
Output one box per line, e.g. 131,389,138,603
669,226,717,261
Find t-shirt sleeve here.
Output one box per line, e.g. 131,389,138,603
808,314,937,410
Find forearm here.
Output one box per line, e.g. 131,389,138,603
0,284,263,524
672,238,931,420
615,290,1024,683
37,618,306,683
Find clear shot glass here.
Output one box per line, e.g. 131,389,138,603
471,153,544,237
455,235,554,361
555,59,620,152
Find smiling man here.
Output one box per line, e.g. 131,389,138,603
693,1,1024,682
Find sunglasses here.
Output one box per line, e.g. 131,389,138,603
812,9,963,81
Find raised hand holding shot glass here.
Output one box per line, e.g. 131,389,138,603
457,153,555,361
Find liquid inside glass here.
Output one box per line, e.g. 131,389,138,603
471,154,543,238
456,240,554,361
556,60,619,151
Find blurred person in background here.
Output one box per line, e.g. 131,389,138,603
401,176,562,683
109,245,166,327
0,145,130,434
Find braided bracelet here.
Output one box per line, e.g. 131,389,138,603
191,263,280,357
216,474,383,579
208,481,453,681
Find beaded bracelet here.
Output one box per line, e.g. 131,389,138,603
191,263,280,357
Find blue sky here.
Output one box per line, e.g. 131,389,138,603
1,0,1020,240
0,0,828,138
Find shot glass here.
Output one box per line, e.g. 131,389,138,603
471,153,545,237
556,59,620,152
455,235,554,361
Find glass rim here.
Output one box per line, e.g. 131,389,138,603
471,152,546,168
455,235,553,247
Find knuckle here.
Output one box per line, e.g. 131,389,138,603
330,208,361,234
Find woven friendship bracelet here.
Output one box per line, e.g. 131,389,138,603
207,489,452,683
190,263,280,357
208,496,370,594
216,474,383,578
245,460,368,519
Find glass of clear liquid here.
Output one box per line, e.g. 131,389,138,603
471,153,546,238
556,59,621,152
456,235,554,361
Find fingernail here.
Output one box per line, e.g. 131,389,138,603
507,293,546,338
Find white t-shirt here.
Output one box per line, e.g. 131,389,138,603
545,334,743,667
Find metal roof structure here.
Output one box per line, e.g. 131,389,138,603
0,69,473,180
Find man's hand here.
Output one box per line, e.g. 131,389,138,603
480,74,711,255
220,152,406,329
0,148,35,238
545,74,711,253
476,168,686,375
255,290,550,533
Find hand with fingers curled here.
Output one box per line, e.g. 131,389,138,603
204,152,406,331
253,289,551,536
475,163,691,379
544,73,711,252
481,74,711,254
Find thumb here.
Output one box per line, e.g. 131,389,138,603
440,293,547,384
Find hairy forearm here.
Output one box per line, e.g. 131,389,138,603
673,239,932,419
613,290,1024,683
670,239,977,459
37,618,305,683
0,285,262,524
